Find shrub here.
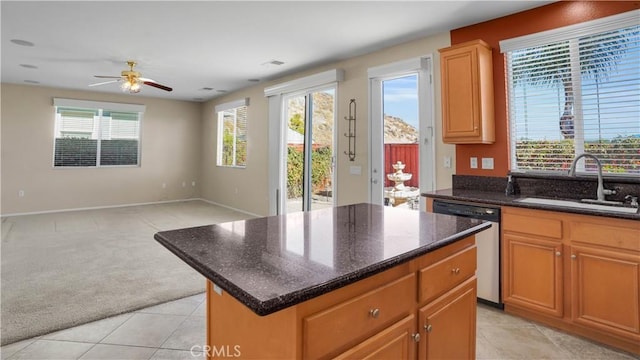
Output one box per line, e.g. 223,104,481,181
516,136,640,174
287,145,333,198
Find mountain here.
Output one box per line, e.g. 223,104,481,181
286,92,418,145
383,115,418,143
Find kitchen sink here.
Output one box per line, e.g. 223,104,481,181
516,197,638,214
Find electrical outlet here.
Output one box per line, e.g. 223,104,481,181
18,190,25,197
162,183,167,189
350,166,361,175
470,157,478,169
444,156,451,168
482,157,494,170
182,181,186,187
192,181,196,187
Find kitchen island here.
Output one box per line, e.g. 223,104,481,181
155,203,491,359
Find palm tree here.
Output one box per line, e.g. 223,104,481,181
511,27,637,139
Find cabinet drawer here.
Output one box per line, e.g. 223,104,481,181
303,273,416,360
503,210,562,239
569,220,640,252
419,246,476,304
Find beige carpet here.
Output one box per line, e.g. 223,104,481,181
0,200,253,346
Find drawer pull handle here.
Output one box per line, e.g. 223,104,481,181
424,324,433,333
555,251,561,257
571,254,577,260
369,308,380,319
412,333,421,343
451,268,460,274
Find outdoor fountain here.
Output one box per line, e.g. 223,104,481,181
387,161,412,190
384,161,420,209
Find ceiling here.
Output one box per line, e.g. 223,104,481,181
1,1,553,102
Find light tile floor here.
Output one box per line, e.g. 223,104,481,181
2,296,638,360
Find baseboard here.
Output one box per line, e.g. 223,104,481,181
1,198,204,218
197,198,262,218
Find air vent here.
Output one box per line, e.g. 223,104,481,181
261,60,285,66
11,39,34,47
200,87,214,91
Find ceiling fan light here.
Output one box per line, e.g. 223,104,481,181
121,80,132,91
130,80,142,93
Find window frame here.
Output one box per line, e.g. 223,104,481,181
501,10,640,176
52,98,145,169
215,98,249,168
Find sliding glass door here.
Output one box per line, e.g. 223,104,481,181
283,87,335,213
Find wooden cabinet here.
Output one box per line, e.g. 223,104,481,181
207,236,479,360
502,233,563,317
502,206,640,355
570,246,640,341
418,278,477,360
439,39,494,144
304,274,416,359
333,315,417,360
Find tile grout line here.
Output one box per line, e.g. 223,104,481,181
156,303,201,351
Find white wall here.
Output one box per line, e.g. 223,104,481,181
1,84,202,215
201,32,454,216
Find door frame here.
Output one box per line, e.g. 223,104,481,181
280,85,337,213
264,69,344,215
367,56,435,210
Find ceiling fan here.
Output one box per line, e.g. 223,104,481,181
90,60,173,93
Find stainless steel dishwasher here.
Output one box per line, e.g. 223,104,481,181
432,199,502,308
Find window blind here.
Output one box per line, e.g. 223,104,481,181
505,18,640,175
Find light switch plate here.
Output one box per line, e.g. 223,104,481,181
444,156,451,168
482,157,494,169
470,157,478,169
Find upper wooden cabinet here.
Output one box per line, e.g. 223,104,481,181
439,39,495,144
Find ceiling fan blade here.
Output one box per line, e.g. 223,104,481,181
89,80,120,87
94,75,122,79
143,81,173,92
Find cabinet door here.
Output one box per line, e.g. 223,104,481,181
418,278,476,360
441,45,481,140
503,233,563,317
332,315,416,360
571,245,640,341
439,40,494,144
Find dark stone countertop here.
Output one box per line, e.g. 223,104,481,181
154,203,491,316
422,189,640,221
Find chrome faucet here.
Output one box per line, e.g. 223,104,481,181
568,153,616,202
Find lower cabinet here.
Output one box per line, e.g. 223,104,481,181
571,245,640,340
502,233,563,317
502,206,640,355
419,278,477,360
333,315,417,360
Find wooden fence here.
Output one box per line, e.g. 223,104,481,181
384,143,419,188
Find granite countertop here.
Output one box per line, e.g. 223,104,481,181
422,188,640,220
154,203,491,316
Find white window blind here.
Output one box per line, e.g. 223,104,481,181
54,102,142,167
503,11,640,175
216,100,248,167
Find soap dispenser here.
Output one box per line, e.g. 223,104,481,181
505,175,516,196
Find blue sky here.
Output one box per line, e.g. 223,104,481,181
383,75,418,128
